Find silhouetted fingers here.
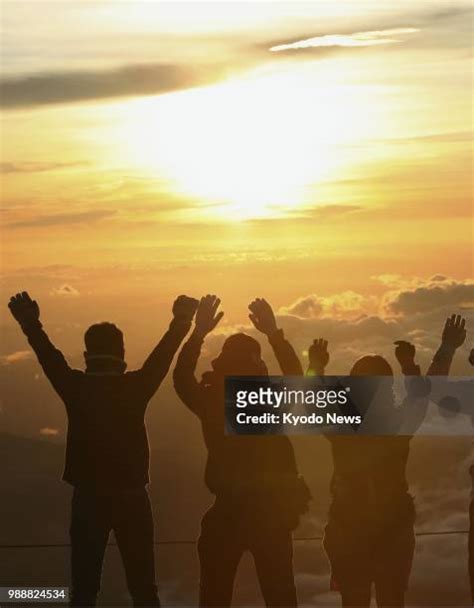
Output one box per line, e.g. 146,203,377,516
212,311,224,328
9,294,22,309
248,298,262,313
211,297,221,315
202,294,215,309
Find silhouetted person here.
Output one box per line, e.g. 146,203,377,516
469,349,474,604
173,295,310,607
309,315,466,608
8,291,198,607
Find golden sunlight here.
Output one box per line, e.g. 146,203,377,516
117,63,384,220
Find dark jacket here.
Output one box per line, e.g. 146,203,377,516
22,318,191,489
173,329,307,510
325,353,452,530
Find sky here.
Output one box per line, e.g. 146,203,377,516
1,0,473,395
0,3,473,604
1,0,473,359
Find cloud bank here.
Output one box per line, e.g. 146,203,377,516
0,63,213,110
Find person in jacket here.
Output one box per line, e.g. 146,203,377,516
173,295,310,607
8,291,198,607
308,314,466,607
469,349,474,604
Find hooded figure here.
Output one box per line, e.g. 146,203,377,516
174,296,310,607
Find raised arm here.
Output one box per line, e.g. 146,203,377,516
394,340,421,376
427,314,466,376
8,292,74,401
137,295,198,401
428,331,472,421
394,339,431,434
248,298,303,375
173,294,223,416
307,338,330,376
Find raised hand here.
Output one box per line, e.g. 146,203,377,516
308,338,329,373
248,298,278,336
194,295,223,337
469,348,474,367
8,292,40,329
441,314,466,351
172,295,199,323
394,340,416,366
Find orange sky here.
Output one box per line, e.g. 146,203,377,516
0,0,472,332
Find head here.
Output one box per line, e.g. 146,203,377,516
349,355,394,416
84,322,126,372
350,355,393,377
209,333,268,379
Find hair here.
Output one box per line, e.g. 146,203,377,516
84,322,124,359
350,355,393,377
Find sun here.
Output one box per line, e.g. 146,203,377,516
118,63,380,220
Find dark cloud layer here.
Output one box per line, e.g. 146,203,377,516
0,63,209,109
387,281,474,315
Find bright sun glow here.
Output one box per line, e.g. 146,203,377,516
118,64,383,220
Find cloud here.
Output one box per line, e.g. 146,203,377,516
7,209,115,229
280,291,376,320
0,63,215,110
246,205,363,225
300,204,363,220
281,296,323,319
269,27,419,53
1,350,33,365
384,278,474,316
50,284,80,297
0,161,86,174
203,276,473,376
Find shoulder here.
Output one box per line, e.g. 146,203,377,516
68,368,85,380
